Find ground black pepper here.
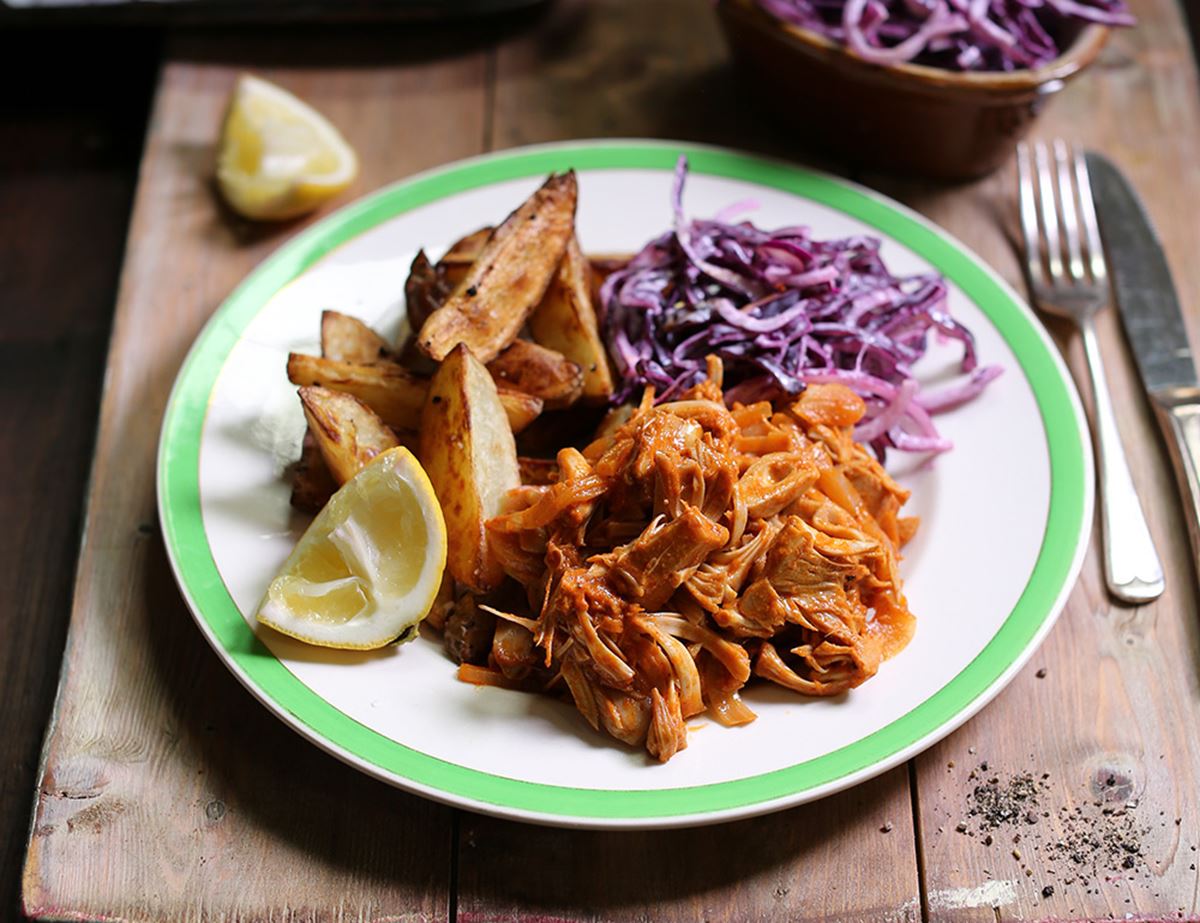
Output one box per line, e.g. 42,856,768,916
952,759,1156,904
968,770,1040,829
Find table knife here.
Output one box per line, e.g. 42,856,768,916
1088,152,1200,583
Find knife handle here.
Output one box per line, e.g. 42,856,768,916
1081,321,1166,603
1154,393,1200,580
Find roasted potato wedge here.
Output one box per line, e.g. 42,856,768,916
439,229,626,286
404,249,450,333
419,344,520,592
396,333,440,379
288,351,543,434
494,385,544,434
287,353,426,432
320,311,395,365
406,231,496,328
441,225,494,262
417,172,578,363
437,226,494,288
298,385,400,486
291,431,337,513
435,226,625,399
528,234,614,403
487,339,584,410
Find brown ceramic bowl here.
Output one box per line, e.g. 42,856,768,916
716,0,1108,180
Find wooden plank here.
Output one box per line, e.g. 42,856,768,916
21,28,488,923
18,6,1200,923
862,1,1200,917
460,3,922,921
458,770,920,923
0,27,158,921
490,0,791,156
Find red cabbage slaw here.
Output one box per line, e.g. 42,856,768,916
600,157,1002,456
756,0,1133,71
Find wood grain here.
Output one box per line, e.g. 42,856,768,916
21,29,489,923
457,770,920,923
0,28,158,923
17,1,1200,920
460,3,922,921
489,0,817,161
862,0,1200,917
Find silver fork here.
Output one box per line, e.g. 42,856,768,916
1017,140,1164,604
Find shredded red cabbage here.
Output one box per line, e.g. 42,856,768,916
600,157,1002,456
756,0,1132,71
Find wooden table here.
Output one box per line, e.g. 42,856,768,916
8,2,1200,919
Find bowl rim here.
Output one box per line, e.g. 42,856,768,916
722,0,1110,95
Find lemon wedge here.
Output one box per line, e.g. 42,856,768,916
216,74,358,221
257,447,447,650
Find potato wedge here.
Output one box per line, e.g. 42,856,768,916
528,233,615,403
291,431,337,513
437,226,494,288
441,225,494,262
437,228,628,312
396,333,440,379
320,311,395,365
404,249,449,332
434,226,626,390
298,385,400,486
487,339,583,410
406,231,497,327
287,353,426,431
494,385,544,434
417,172,577,363
419,344,520,592
288,351,543,434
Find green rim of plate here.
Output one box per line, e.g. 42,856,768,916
158,141,1087,822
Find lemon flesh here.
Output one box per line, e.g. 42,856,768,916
257,447,447,649
217,74,358,221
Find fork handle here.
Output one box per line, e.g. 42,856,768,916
1080,320,1165,603
1153,392,1200,586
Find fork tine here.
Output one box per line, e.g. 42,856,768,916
1072,148,1108,285
1053,140,1086,281
1016,143,1047,289
1033,141,1064,281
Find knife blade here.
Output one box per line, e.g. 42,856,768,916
1087,152,1199,398
1088,151,1200,585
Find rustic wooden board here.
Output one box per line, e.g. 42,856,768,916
19,0,1200,920
0,28,158,920
20,29,489,923
462,3,923,921
457,770,920,923
488,0,838,162
861,0,1200,917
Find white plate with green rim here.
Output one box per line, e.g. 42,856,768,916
157,139,1093,829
